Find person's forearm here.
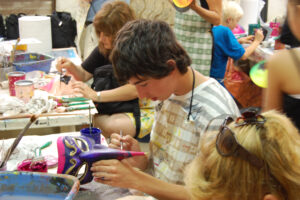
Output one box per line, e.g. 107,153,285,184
69,65,93,82
191,5,220,25
190,0,222,25
99,84,138,102
240,41,260,60
133,171,190,200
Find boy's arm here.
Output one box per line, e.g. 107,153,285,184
134,170,191,200
240,29,264,60
92,159,191,200
238,35,254,44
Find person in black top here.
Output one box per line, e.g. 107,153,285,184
56,1,151,139
279,18,300,48
263,0,300,130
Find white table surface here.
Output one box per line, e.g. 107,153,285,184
0,88,98,132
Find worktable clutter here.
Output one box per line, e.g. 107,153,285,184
0,132,133,200
0,47,97,133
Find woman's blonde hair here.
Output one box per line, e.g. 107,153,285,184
93,1,136,57
184,110,300,200
222,1,244,23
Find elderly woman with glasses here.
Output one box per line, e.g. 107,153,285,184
184,110,300,200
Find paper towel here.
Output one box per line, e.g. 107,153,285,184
19,16,52,53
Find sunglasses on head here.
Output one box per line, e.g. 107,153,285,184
216,115,265,169
213,111,288,198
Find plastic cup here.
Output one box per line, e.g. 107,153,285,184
8,71,26,96
248,24,260,35
80,127,102,144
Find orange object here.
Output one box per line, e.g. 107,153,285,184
14,44,28,51
173,0,193,8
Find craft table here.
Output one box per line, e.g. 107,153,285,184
0,88,98,133
0,132,134,200
0,47,99,133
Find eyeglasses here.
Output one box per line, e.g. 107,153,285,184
215,111,288,199
216,116,265,169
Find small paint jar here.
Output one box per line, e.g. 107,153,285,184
8,71,26,96
14,80,34,103
80,127,102,144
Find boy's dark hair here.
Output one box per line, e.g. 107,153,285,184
110,19,191,83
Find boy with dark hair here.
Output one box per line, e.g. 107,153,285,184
91,19,240,199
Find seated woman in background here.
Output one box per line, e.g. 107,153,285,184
263,0,300,130
56,1,154,141
184,110,300,200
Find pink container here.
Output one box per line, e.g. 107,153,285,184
15,80,34,103
270,22,280,37
8,71,26,96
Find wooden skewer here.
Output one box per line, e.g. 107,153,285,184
8,38,20,67
0,115,38,168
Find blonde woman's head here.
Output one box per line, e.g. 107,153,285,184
185,110,300,200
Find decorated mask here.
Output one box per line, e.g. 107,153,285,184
57,135,145,184
57,135,94,184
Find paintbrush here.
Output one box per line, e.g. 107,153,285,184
8,38,20,67
0,115,38,169
56,106,95,113
120,130,123,150
29,141,52,169
60,68,66,89
89,105,92,135
57,102,89,107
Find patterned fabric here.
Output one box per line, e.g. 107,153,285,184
150,78,240,184
174,9,213,76
126,99,155,140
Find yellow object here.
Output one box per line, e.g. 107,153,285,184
250,60,268,88
173,0,193,8
14,44,27,51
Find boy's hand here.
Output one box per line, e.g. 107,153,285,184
238,35,254,44
109,134,148,169
109,133,141,152
254,29,264,43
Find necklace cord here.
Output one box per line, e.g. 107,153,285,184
187,68,195,121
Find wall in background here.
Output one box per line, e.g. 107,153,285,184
268,0,287,22
0,0,55,16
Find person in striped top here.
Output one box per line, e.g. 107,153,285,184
91,19,240,200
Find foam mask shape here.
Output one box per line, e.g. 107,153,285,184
57,135,94,184
57,135,146,184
